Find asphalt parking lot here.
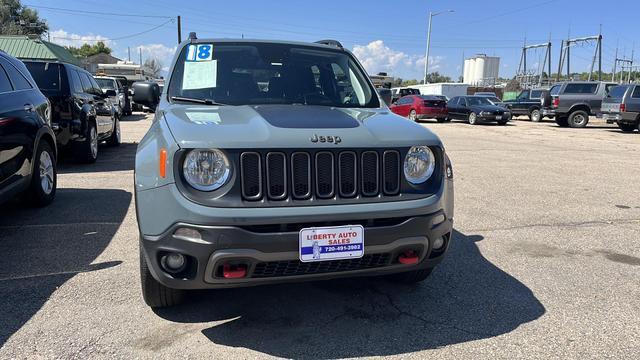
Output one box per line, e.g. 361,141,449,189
1,113,639,359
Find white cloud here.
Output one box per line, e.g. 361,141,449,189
352,40,444,80
138,43,176,66
49,29,113,48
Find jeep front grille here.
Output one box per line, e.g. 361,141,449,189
240,149,402,202
251,253,392,278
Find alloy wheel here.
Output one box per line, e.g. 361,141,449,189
39,150,54,195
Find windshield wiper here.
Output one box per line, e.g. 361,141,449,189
170,96,227,106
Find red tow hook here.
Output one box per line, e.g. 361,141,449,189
223,264,247,279
398,250,419,265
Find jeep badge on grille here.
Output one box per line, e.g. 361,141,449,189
310,134,342,144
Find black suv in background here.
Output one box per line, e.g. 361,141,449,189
503,88,549,122
0,51,57,206
24,61,121,163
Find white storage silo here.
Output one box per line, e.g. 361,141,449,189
463,55,500,85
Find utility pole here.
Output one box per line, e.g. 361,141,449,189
139,47,142,66
423,9,454,84
177,15,182,44
598,34,602,81
612,42,618,82
128,47,131,62
556,40,564,82
598,26,602,81
460,50,465,83
629,47,634,83
424,12,433,84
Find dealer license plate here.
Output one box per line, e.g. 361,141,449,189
299,225,364,262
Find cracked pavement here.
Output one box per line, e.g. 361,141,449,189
0,114,639,359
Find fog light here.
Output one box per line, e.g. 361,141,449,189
432,237,445,250
161,253,186,273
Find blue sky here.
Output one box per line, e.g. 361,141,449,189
27,0,640,80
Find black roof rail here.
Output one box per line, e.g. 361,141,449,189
315,39,343,49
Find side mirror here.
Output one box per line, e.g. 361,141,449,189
104,89,117,97
132,82,161,109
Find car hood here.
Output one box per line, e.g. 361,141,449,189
162,104,443,149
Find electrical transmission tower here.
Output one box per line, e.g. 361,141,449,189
556,34,603,82
612,46,634,83
516,38,552,88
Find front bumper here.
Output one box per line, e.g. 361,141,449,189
140,213,453,289
136,176,454,289
478,113,511,122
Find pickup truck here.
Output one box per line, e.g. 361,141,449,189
542,81,617,128
599,84,640,133
503,88,548,122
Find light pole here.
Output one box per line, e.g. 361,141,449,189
424,9,454,84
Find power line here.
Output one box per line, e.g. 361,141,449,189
24,4,174,19
51,19,174,42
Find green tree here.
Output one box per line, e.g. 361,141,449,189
424,72,452,83
66,41,112,58
0,0,48,36
402,79,419,86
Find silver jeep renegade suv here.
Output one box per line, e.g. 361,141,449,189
134,36,454,308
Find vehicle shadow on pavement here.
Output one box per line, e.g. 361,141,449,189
155,230,546,358
0,188,132,347
121,114,148,122
58,143,137,174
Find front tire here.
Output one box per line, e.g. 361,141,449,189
618,122,637,132
468,112,478,125
27,141,57,207
568,110,589,128
107,116,121,146
76,122,98,163
436,117,446,123
529,108,542,122
140,246,185,308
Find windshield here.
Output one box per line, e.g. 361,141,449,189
24,62,60,91
168,42,379,107
486,97,501,103
467,97,492,106
95,78,116,90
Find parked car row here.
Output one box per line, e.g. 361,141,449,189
390,94,511,125
1,50,127,208
389,81,639,133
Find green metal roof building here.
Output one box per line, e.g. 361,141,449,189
0,35,80,66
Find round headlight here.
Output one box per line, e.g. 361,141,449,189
183,149,231,191
404,146,436,184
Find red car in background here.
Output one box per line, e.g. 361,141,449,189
390,95,449,122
